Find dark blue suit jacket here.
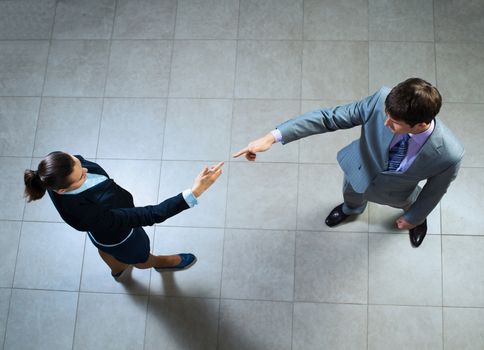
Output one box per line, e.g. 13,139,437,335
48,155,189,244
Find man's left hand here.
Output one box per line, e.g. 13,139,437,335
395,216,416,230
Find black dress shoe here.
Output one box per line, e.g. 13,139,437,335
409,219,427,248
325,204,350,227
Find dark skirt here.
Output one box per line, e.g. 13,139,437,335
87,227,150,264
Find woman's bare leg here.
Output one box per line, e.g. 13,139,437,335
98,249,129,275
134,254,181,269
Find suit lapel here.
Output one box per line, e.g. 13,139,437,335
381,122,395,160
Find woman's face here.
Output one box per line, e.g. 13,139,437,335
58,155,88,192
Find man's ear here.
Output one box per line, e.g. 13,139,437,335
417,122,430,130
56,188,67,194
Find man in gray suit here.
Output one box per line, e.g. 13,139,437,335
233,78,464,247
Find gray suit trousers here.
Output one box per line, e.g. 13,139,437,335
342,176,421,215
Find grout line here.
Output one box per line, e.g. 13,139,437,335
366,1,371,347
5,285,484,310
433,0,440,91
142,0,180,348
94,0,119,163
1,263,14,350
2,1,60,348
150,98,169,286
12,219,484,238
215,1,242,348
70,1,118,348
367,206,371,350
215,1,241,348
2,37,483,44
291,230,298,350
432,0,446,345
4,94,484,105
141,291,150,350
440,214,446,345
71,0,119,348
291,6,305,345
151,12,175,306
3,154,484,170
71,233,88,350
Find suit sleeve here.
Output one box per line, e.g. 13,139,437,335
277,87,388,144
94,193,190,231
403,160,462,225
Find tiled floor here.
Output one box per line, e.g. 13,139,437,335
1,0,484,349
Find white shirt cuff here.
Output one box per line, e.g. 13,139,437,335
271,129,282,143
182,189,199,208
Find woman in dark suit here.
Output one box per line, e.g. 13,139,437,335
24,151,223,279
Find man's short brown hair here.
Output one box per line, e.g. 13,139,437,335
385,78,442,127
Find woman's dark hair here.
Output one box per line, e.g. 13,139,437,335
385,78,442,127
24,151,76,202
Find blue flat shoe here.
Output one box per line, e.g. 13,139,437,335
154,253,197,273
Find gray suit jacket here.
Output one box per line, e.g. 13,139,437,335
277,87,465,224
